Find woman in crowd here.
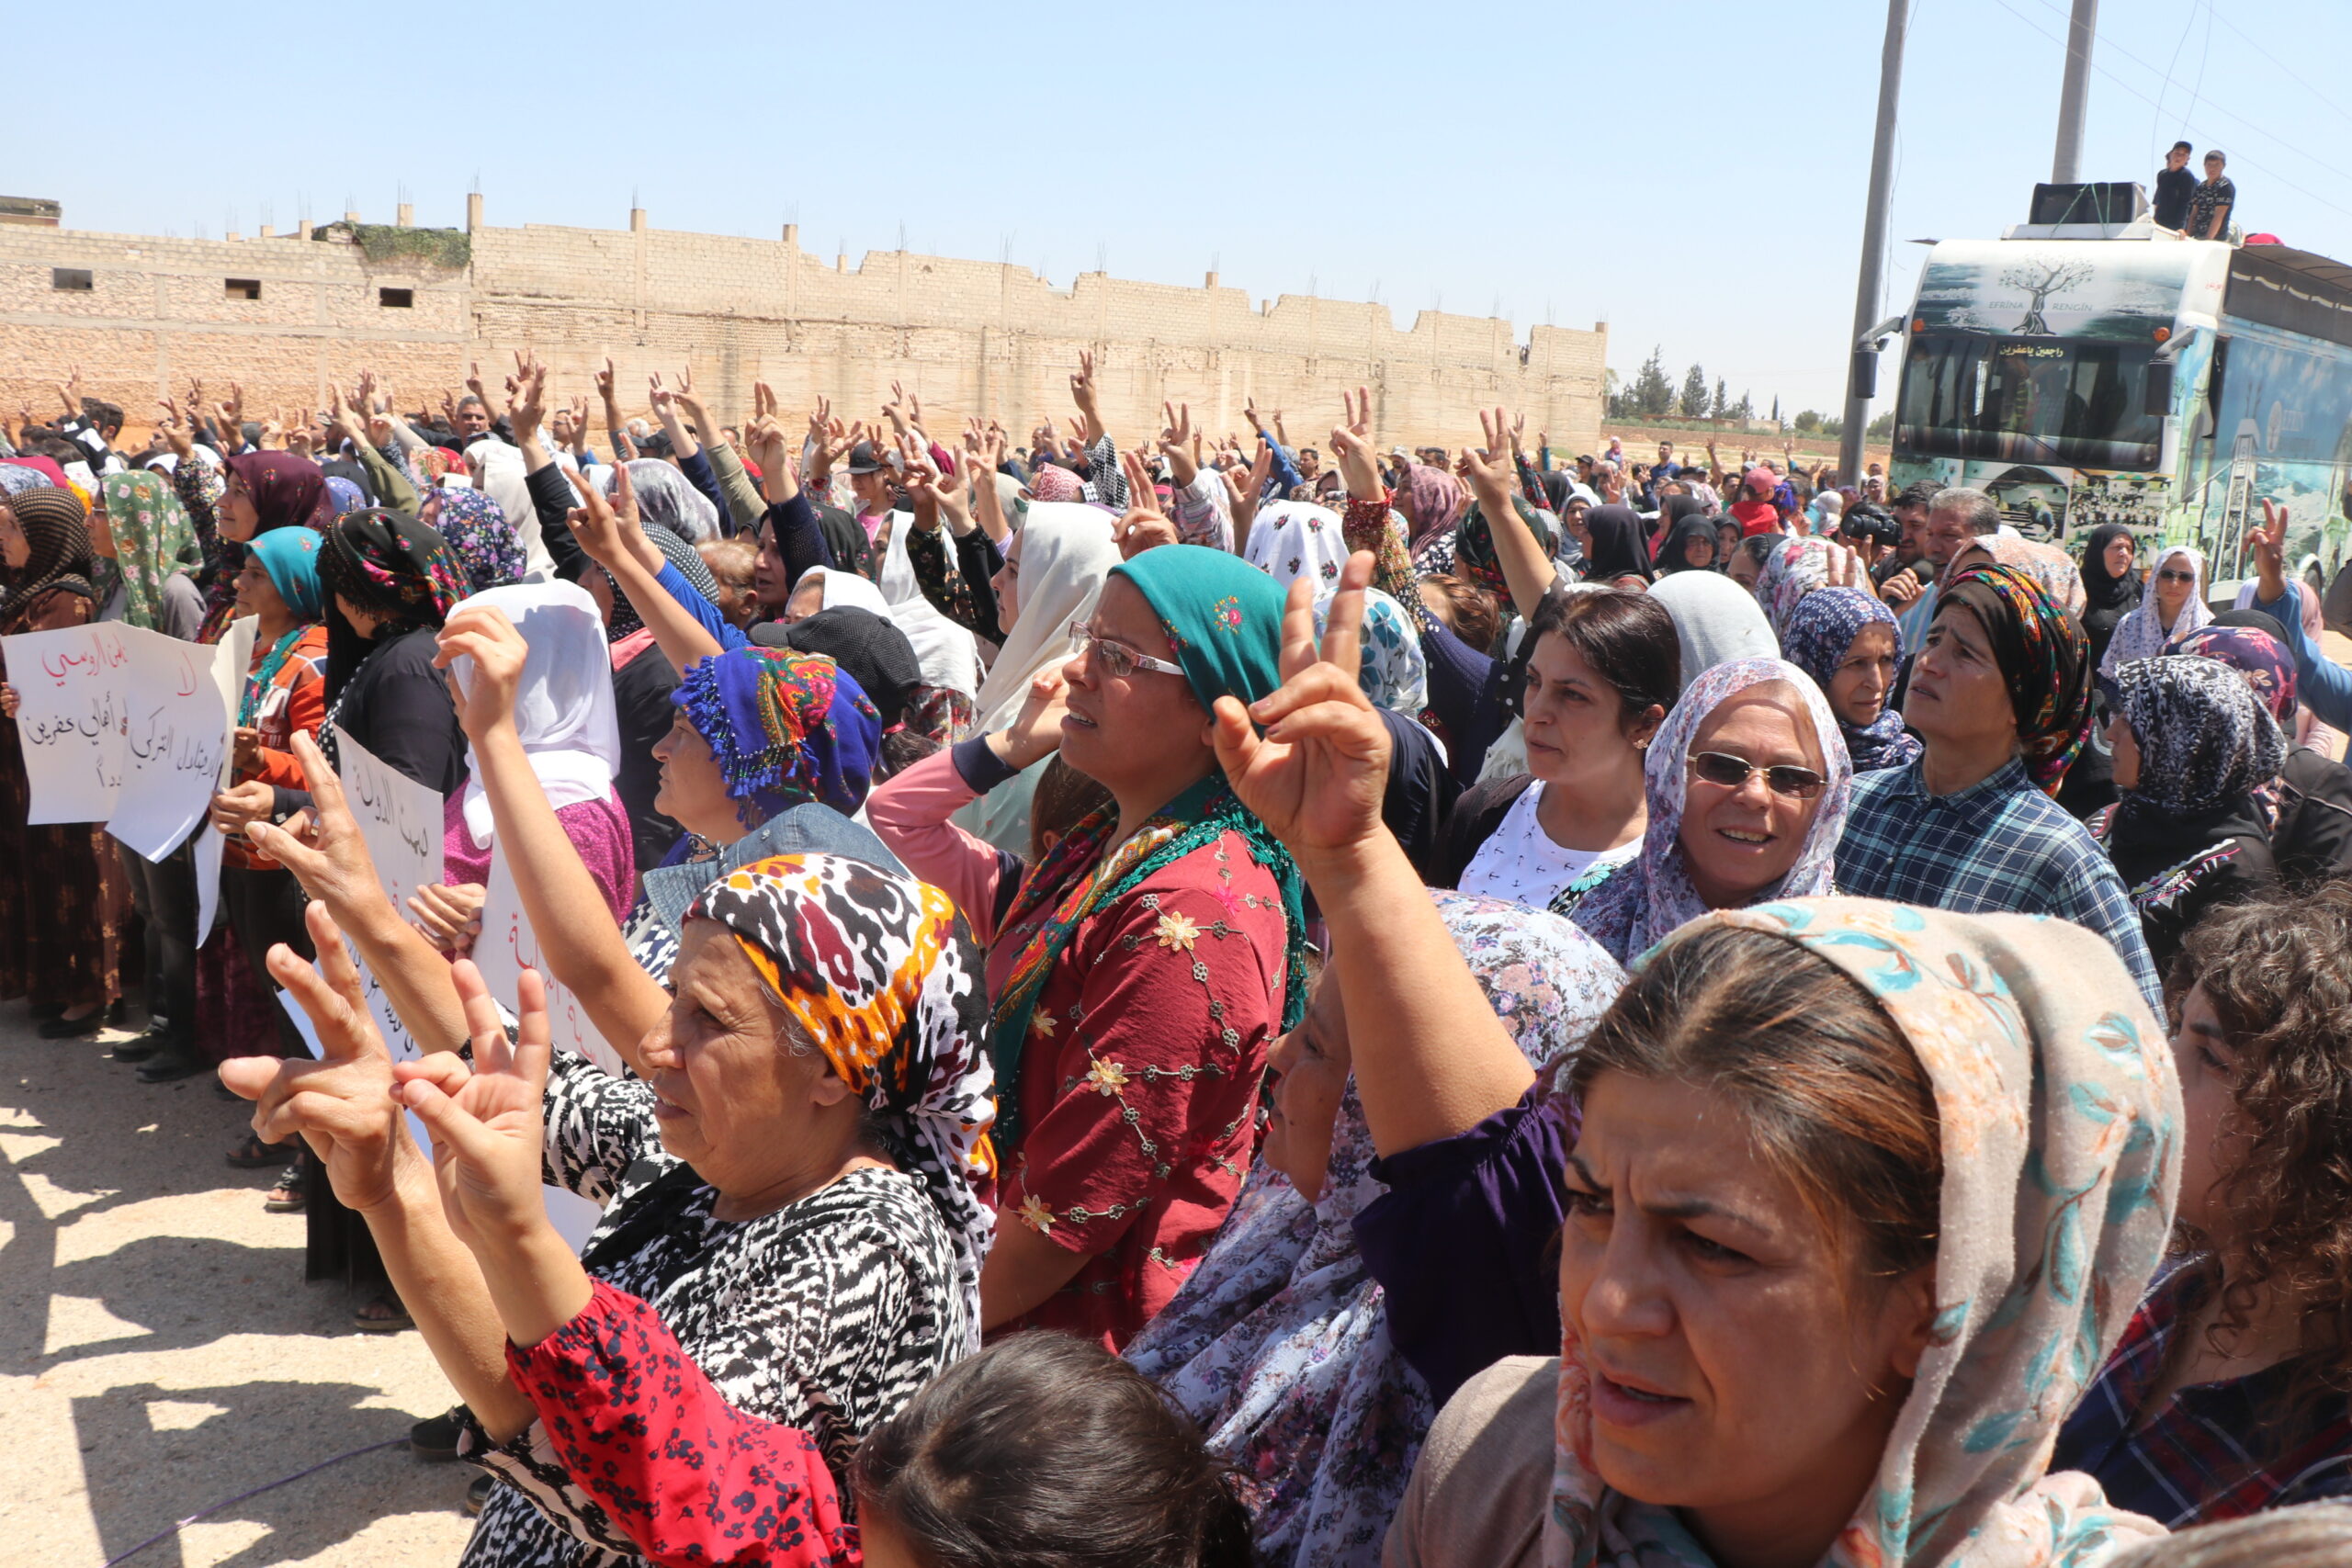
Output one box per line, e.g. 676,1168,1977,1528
974,541,1306,1350
232,832,991,1566
2093,656,2285,971
298,506,470,1324
2102,543,2212,677
93,468,202,637
1433,589,1676,908
1563,655,1850,956
1754,533,1838,641
2114,1508,2352,1568
2080,521,2143,671
204,527,330,1114
2173,619,2352,885
1780,586,1920,773
0,484,129,1038
1836,560,2163,1011
1208,562,2176,1568
408,583,637,963
1646,569,1780,694
1244,500,1354,598
1574,504,1653,586
161,420,335,641
1651,503,1719,575
1125,893,1624,1567
2055,885,2352,1524
424,488,529,595
1393,461,1467,572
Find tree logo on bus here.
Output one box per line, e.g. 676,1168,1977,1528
1999,257,2096,336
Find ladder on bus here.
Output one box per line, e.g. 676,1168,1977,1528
2214,427,2259,581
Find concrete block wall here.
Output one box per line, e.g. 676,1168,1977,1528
1,211,1604,457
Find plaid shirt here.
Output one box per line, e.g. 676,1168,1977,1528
1835,757,2163,1012
2052,1260,2352,1526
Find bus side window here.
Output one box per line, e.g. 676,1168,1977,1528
2201,339,2230,441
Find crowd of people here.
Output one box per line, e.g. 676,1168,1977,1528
6,350,2352,1568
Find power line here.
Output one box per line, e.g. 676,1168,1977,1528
1985,0,2352,222
2205,3,2352,130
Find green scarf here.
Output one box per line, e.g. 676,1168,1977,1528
986,545,1307,1148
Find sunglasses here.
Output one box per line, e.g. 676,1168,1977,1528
1688,750,1828,800
1067,618,1185,681
2156,569,2196,584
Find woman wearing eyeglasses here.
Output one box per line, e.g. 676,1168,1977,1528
2101,543,2212,679
1564,658,1852,964
951,534,1309,1353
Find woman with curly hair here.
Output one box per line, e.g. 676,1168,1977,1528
2052,881,2352,1524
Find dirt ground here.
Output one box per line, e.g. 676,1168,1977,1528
0,1001,477,1567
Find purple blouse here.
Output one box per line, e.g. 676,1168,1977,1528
441,786,638,923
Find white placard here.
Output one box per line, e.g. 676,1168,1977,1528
192,618,254,942
329,724,446,1063
475,851,624,1076
107,623,248,862
2,622,130,823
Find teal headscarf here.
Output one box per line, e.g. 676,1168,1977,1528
1108,545,1290,714
985,545,1308,1149
246,527,324,622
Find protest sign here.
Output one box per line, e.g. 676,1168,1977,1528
2,622,129,823
476,850,624,1076
107,623,247,863
329,723,445,1063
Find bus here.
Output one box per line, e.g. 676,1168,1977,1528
1886,216,2352,615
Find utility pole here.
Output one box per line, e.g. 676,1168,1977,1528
2051,0,2098,182
1839,0,1908,485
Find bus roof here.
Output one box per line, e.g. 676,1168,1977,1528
2226,243,2352,351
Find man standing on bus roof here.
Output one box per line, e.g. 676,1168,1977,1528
2188,152,2236,242
2153,141,2195,232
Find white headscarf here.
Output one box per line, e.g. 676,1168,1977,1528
870,513,981,702
447,582,622,844
602,458,720,544
1648,570,1780,693
1244,500,1351,593
2099,543,2211,677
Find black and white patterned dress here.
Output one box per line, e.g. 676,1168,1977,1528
458,1051,964,1568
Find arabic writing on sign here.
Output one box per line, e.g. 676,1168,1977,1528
4,625,130,823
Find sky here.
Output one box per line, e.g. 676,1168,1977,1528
17,0,2352,423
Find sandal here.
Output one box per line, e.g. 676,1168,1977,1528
228,1133,291,1169
355,1291,413,1334
264,1164,306,1213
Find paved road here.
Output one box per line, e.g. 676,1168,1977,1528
0,1003,476,1566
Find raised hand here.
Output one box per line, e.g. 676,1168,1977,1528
647,371,674,412
406,881,487,956
1069,351,1101,420
1113,451,1179,558
434,602,528,744
993,669,1071,770
54,366,83,419
1212,554,1392,863
564,461,636,565
221,902,409,1213
2254,498,2290,599
1330,387,1385,502
1455,408,1518,505
594,357,618,408
1157,401,1198,488
393,961,555,1253
243,731,393,926
465,360,490,406
506,355,548,442
153,398,194,460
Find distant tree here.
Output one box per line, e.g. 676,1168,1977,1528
1711,377,1728,419
1793,409,1822,434
1631,346,1676,418
1770,394,1782,426
1679,364,1709,418
1867,408,1895,439
1736,389,1755,420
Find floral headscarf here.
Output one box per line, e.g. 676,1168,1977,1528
1026,463,1085,504
1937,561,2094,795
1779,587,1922,774
1757,534,1835,641
2110,655,2287,824
673,647,882,823
425,488,526,592
324,475,368,518
1313,586,1427,715
2171,623,2295,724
1244,501,1352,593
223,449,335,533
97,470,198,632
2099,544,2211,678
0,486,95,619
1568,657,1851,965
1126,893,1624,1563
1547,897,2177,1568
690,852,995,1354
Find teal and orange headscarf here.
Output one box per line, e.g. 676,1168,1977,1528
1936,560,2092,795
688,852,994,1352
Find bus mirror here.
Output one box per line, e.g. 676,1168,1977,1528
2143,360,2175,417
1850,348,1879,400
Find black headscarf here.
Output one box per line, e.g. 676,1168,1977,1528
318,508,469,700
751,606,922,731
1580,504,1654,583
2077,523,2143,667
1655,504,1720,576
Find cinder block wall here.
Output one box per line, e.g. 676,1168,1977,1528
0,214,1605,457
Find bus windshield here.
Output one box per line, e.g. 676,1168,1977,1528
1894,334,2164,470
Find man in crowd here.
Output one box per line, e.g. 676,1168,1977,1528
2188,150,2236,242
2153,141,2195,232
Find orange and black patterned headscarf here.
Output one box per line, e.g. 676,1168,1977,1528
1938,560,2093,795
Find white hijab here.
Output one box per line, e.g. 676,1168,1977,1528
447,582,622,844
869,512,982,701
